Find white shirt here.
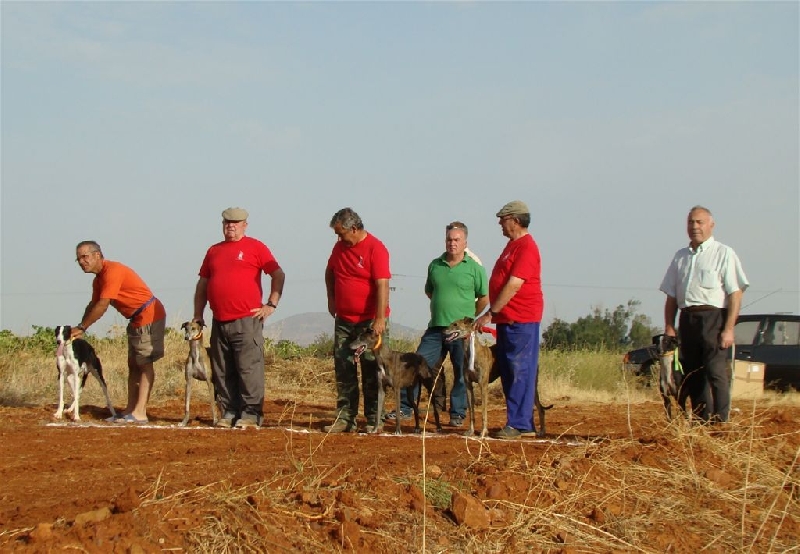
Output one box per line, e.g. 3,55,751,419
660,237,749,309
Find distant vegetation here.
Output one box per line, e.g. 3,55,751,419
0,299,657,360
543,299,660,351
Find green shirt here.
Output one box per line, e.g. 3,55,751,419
425,253,488,328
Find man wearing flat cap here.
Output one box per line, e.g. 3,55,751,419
193,207,285,429
474,200,544,439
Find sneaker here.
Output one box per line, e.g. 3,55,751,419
323,419,356,433
520,428,538,437
384,409,412,421
234,415,260,429
216,412,236,429
493,426,522,440
449,416,464,427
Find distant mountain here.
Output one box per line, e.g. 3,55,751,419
264,312,423,346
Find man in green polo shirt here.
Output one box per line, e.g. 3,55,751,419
386,221,489,427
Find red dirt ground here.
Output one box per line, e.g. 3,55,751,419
1,398,798,553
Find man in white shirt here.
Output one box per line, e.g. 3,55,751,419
660,206,749,422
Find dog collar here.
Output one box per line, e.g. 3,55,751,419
372,334,382,351
192,330,203,341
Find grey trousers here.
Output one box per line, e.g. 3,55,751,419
210,317,265,419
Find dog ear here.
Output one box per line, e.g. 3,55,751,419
181,322,189,330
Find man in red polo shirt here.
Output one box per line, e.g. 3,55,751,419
72,240,166,424
324,207,391,433
474,200,544,439
193,207,285,429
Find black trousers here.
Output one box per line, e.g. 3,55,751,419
678,309,731,422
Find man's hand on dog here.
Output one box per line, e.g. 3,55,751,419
69,327,84,340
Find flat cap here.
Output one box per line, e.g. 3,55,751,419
221,207,249,221
495,200,529,217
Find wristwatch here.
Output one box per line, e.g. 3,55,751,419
76,324,86,332
265,300,278,309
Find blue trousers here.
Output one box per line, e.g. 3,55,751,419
399,326,467,418
496,322,541,432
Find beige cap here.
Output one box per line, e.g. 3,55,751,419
495,200,529,217
222,207,249,221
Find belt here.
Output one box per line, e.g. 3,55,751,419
682,305,720,313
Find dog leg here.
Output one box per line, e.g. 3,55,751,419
180,358,192,426
92,368,117,419
479,379,489,438
375,379,385,434
534,371,546,437
428,368,444,433
206,377,218,425
55,363,65,419
534,388,546,437
410,384,423,434
393,384,403,436
464,380,476,436
72,369,82,421
65,373,78,416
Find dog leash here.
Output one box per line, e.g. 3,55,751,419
128,296,156,321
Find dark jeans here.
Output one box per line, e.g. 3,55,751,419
210,317,265,419
679,309,731,422
333,318,380,425
496,322,541,432
399,326,464,418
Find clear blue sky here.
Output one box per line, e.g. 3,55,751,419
2,1,798,337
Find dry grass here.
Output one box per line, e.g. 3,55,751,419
2,332,799,552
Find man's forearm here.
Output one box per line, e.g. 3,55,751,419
80,299,111,329
725,290,743,332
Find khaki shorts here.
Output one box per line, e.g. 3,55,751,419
127,319,166,366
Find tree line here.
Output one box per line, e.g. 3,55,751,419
542,299,660,351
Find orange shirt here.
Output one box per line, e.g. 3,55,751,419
92,260,165,327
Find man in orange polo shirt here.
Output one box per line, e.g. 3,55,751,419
71,240,166,424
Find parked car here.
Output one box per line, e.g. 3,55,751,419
623,314,800,391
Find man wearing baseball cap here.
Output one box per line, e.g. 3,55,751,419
474,200,544,439
193,207,285,429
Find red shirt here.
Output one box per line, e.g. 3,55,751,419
489,234,543,323
327,233,391,323
199,236,280,321
93,260,166,327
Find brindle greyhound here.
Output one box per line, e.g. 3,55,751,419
350,328,443,435
445,317,551,438
180,321,218,426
